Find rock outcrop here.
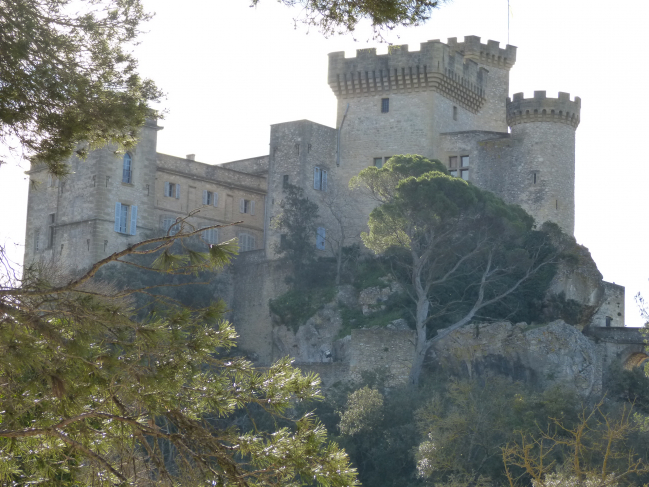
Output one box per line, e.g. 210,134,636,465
432,320,602,397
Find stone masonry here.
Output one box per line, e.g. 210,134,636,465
23,36,627,366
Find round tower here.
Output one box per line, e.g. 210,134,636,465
506,91,581,235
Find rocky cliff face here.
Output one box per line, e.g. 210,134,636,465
431,320,603,397
271,276,613,397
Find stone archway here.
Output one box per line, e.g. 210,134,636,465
623,352,649,370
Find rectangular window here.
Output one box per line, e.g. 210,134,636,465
316,227,326,250
114,203,137,235
239,199,255,215
162,216,178,235
374,157,384,168
313,167,327,191
460,169,469,181
122,154,132,183
453,106,458,120
203,190,218,206
164,182,180,199
283,175,289,188
449,156,457,169
201,226,218,245
47,213,56,248
460,155,469,167
119,204,128,233
381,98,389,113
239,233,256,252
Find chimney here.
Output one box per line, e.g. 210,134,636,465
186,154,195,161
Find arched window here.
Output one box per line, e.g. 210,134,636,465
122,153,132,183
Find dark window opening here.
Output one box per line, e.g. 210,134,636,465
381,98,389,113
453,106,458,120
533,173,537,184
605,316,612,327
283,175,289,188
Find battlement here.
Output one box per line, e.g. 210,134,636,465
447,35,516,70
506,91,581,128
328,39,489,112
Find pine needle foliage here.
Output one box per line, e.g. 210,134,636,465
0,0,162,174
0,220,358,486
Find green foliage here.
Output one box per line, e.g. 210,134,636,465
354,154,560,385
0,0,162,174
338,387,385,436
0,229,358,485
270,284,337,332
415,378,585,485
252,0,443,38
338,291,413,338
605,360,649,414
273,183,321,283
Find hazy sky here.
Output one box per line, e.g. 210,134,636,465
1,0,648,325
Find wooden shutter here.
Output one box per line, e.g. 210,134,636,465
250,200,255,216
114,202,122,233
130,205,138,235
202,190,208,205
322,170,327,191
164,181,170,197
213,192,218,207
314,167,321,190
175,184,180,199
240,198,245,213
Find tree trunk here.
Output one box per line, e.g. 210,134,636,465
409,291,430,387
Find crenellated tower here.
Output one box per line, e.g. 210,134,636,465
326,36,518,195
505,91,581,235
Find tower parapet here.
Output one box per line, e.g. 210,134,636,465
328,40,489,113
507,91,581,128
447,36,517,70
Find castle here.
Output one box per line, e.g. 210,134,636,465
23,36,627,371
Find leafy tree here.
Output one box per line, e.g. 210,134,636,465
415,378,580,484
351,155,560,386
502,399,649,487
0,0,161,174
0,222,358,486
253,0,443,38
273,183,320,280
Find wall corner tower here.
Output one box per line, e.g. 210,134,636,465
506,91,581,235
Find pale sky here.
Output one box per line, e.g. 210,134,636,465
1,0,648,326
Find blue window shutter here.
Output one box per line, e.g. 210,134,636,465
314,167,320,190
175,184,180,199
322,170,328,191
213,192,218,207
250,200,255,216
114,202,122,233
130,205,138,235
202,190,208,205
316,227,326,250
164,181,170,197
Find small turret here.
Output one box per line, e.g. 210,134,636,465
507,91,580,128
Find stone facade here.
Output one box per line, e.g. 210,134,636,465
23,35,629,369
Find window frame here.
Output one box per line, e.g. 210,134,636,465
381,98,389,113
114,203,138,235
448,154,470,180
313,167,328,191
122,153,132,184
238,233,256,252
316,227,326,250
